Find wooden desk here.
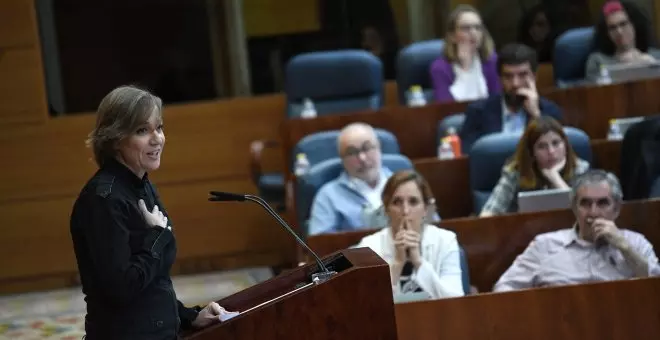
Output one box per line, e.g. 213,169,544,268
290,140,621,228
307,199,660,293
415,139,622,219
281,78,660,175
394,277,660,340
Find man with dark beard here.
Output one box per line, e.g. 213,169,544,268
459,43,562,153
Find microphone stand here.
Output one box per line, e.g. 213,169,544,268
210,192,336,284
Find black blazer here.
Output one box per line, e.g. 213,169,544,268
620,115,660,200
70,158,199,339
459,93,563,153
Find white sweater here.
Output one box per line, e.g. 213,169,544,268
355,224,465,299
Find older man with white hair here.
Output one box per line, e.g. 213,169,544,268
308,123,392,235
494,169,660,292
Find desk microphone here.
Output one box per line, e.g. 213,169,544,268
209,191,336,284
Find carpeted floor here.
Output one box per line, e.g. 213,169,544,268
0,268,272,339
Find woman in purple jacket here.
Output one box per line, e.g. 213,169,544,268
429,5,501,103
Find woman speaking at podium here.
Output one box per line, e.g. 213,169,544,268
355,170,465,301
70,86,233,339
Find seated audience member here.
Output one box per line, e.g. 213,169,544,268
360,24,398,80
480,117,590,217
430,5,501,103
356,170,464,300
493,170,660,292
459,43,562,153
308,123,392,235
585,1,660,81
518,3,554,63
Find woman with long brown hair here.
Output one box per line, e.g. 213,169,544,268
479,116,590,217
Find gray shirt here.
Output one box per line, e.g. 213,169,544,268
493,227,660,292
585,48,660,80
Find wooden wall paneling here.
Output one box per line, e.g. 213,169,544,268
0,0,48,126
0,0,37,47
0,93,297,294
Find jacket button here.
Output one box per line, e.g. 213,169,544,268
156,320,164,327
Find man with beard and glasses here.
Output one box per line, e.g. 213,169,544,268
307,123,395,235
459,43,562,153
493,170,660,292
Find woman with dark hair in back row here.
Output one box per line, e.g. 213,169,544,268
585,0,660,80
518,3,554,63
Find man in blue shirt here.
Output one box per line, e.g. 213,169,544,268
460,43,563,153
308,123,393,235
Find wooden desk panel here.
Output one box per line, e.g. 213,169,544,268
280,101,469,174
416,139,622,219
307,199,660,293
291,140,621,230
395,278,660,340
413,156,471,219
281,78,660,176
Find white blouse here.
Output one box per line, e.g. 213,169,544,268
449,57,488,102
355,224,465,300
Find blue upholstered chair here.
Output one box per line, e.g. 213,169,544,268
649,177,660,199
396,40,445,105
553,27,595,88
296,154,414,236
458,246,471,295
253,128,399,208
469,127,592,214
285,50,384,117
292,129,400,167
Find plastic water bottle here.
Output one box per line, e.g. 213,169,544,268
437,140,455,160
597,64,612,85
444,127,462,157
300,98,317,119
407,85,427,107
294,153,311,177
607,119,623,141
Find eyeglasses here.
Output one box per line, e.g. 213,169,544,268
342,143,378,159
578,197,614,211
607,20,630,33
457,23,483,32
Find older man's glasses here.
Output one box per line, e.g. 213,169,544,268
342,143,378,159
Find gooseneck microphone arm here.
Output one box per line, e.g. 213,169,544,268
209,191,335,282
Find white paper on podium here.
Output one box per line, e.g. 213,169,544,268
219,312,240,322
219,282,315,322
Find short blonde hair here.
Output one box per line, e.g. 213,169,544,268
86,85,162,167
442,5,495,63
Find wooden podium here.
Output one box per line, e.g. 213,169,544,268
183,247,398,339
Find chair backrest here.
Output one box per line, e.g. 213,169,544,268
553,27,594,87
649,177,660,199
469,127,592,213
458,245,470,295
437,113,466,144
296,154,414,236
619,116,660,200
285,50,384,118
396,40,445,104
291,129,400,171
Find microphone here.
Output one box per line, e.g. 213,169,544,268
209,191,336,284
